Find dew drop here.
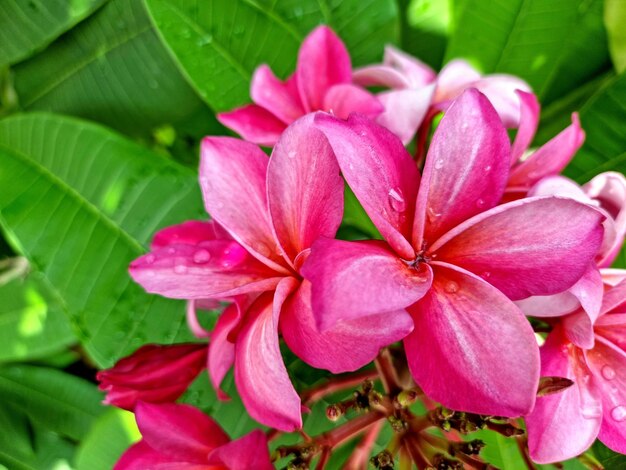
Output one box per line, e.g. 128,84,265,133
412,263,430,282
193,249,211,264
359,130,367,137
434,158,444,170
166,247,176,255
288,150,297,159
148,79,159,90
475,198,485,208
196,34,213,46
145,254,155,264
388,187,406,212
427,207,442,222
174,263,187,274
611,405,626,422
602,365,616,381
581,403,602,419
484,164,492,172
444,281,459,294
481,271,491,279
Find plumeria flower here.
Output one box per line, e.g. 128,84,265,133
129,115,413,431
353,46,531,143
517,172,626,348
526,275,626,463
97,343,206,411
504,91,585,201
115,402,273,470
304,89,605,417
217,26,382,146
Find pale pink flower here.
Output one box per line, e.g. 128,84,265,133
129,115,413,431
115,402,273,470
353,46,531,143
217,26,382,146
304,89,605,417
526,275,626,463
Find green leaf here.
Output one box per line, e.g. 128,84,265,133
593,440,626,468
0,364,103,441
0,268,75,363
445,0,610,102
12,0,212,137
0,113,205,366
0,0,107,68
144,0,399,112
605,0,626,73
75,408,140,470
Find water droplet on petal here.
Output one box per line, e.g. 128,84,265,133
484,165,492,172
166,247,176,255
434,158,444,170
174,263,187,274
481,271,491,279
288,150,297,159
581,403,602,419
359,130,367,137
427,207,442,222
611,405,626,422
193,249,211,264
475,198,485,208
412,263,430,283
388,187,406,212
145,254,155,264
602,365,616,381
444,281,459,294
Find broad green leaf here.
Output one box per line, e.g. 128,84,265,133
0,113,205,366
0,0,107,68
593,440,626,468
0,364,103,441
445,0,610,102
144,0,399,112
605,0,626,73
0,269,75,363
0,422,75,470
401,0,454,68
12,0,212,137
75,408,140,470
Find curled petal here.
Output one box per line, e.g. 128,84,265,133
405,262,539,416
352,64,410,89
251,66,304,124
510,91,540,164
323,84,383,119
280,280,414,372
302,239,432,331
434,59,481,103
432,197,605,300
208,304,239,400
562,265,604,348
471,75,532,127
375,86,435,145
186,300,211,338
217,105,286,147
382,45,436,87
600,279,626,315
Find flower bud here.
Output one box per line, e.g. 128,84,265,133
97,343,206,410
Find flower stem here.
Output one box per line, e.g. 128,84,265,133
343,419,384,469
375,349,401,394
301,369,379,406
318,412,386,449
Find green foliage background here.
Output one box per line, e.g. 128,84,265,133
0,0,625,468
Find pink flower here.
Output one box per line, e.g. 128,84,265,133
353,46,531,143
129,115,413,431
97,343,206,411
526,276,626,463
115,402,273,470
217,26,382,147
303,89,605,417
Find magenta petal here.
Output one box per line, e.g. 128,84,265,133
251,66,304,124
471,75,532,127
323,84,383,119
217,105,286,147
267,114,343,264
509,113,585,189
200,137,288,272
208,304,239,400
413,89,511,247
135,402,229,462
114,440,179,470
314,113,419,259
526,328,602,463
433,197,605,300
208,430,273,470
562,265,604,348
376,86,435,145
129,241,282,299
301,239,432,331
234,284,302,431
405,262,539,416
510,91,540,164
600,279,626,316
186,300,211,338
297,26,351,111
280,280,414,373
151,220,229,249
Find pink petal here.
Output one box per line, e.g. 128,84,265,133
382,45,436,87
207,430,273,470
528,175,593,202
375,86,435,145
314,112,419,260
267,114,344,265
208,304,239,400
562,265,604,348
251,66,304,124
114,441,180,470
510,91,540,164
296,26,351,112
186,300,211,338
600,279,626,315
135,402,229,462
432,197,605,300
200,137,288,272
601,269,626,287
130,241,282,299
413,89,510,247
151,220,230,249
516,293,583,318
323,84,383,119
508,113,585,189
471,75,532,127
234,283,302,431
526,327,602,464
404,262,539,416
352,64,411,89
433,59,481,103
280,280,414,373
301,239,432,331
586,336,626,454
217,105,287,147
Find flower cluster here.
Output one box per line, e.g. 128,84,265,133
101,26,626,468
